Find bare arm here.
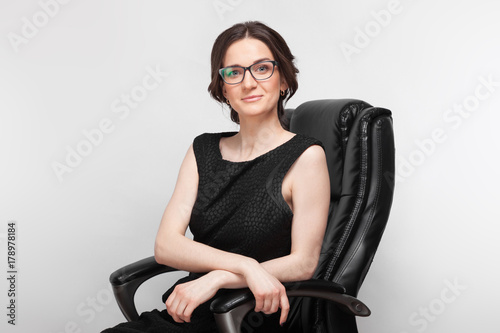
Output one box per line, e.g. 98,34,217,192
205,144,330,286
154,144,261,276
265,144,330,280
155,144,288,323
156,143,329,324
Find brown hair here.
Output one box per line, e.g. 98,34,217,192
207,21,299,128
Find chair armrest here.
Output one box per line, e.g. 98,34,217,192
210,279,370,333
109,256,178,321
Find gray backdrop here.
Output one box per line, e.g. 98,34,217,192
1,0,499,332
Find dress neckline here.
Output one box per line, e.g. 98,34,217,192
217,131,298,164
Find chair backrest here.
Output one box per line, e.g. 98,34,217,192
286,99,395,333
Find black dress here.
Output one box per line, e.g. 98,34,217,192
102,132,322,333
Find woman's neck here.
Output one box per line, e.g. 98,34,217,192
222,115,293,161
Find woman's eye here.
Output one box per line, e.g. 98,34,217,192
254,65,269,73
226,69,241,77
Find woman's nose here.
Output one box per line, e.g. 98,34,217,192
241,69,258,89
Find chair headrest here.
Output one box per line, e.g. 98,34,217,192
289,99,371,200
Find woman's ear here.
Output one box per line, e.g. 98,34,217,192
280,79,288,92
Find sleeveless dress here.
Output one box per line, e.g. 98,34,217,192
102,132,323,333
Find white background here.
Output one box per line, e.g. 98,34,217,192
1,0,499,332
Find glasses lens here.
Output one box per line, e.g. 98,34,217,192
220,61,276,84
221,67,244,84
250,61,275,80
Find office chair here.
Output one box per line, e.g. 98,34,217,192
109,99,395,332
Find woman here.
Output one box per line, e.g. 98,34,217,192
103,21,330,332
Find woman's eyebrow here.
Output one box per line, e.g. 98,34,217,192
225,57,272,68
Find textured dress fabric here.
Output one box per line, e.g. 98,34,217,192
102,132,323,333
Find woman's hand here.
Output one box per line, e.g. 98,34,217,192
165,271,224,323
165,262,289,325
241,260,290,326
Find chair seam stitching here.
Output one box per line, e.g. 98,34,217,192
335,118,384,283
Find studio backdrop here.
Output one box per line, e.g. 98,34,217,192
1,1,499,332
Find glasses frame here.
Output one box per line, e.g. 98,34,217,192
218,60,279,85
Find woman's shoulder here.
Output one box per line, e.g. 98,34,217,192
193,132,238,150
193,132,236,142
292,133,324,151
287,136,329,190
191,132,237,162
192,132,218,147
289,134,326,168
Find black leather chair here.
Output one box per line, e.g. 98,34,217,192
109,99,395,332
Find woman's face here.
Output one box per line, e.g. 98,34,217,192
222,38,287,122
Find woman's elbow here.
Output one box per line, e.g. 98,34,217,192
299,256,319,280
301,267,316,280
154,231,186,266
153,243,162,264
154,240,169,265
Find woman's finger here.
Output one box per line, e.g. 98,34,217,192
182,303,197,323
166,291,185,323
165,295,177,318
279,292,290,326
174,301,188,323
269,292,280,314
254,292,264,313
261,295,273,314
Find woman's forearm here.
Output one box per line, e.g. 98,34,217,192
211,253,318,290
261,253,317,282
154,233,258,277
156,233,316,290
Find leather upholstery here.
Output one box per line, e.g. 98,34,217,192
287,99,394,332
108,99,395,333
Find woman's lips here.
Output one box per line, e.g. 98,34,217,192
242,95,262,102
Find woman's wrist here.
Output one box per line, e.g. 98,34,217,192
204,257,260,290
237,257,260,278
207,269,248,289
206,270,234,289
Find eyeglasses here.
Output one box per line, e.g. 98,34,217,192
219,60,278,85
